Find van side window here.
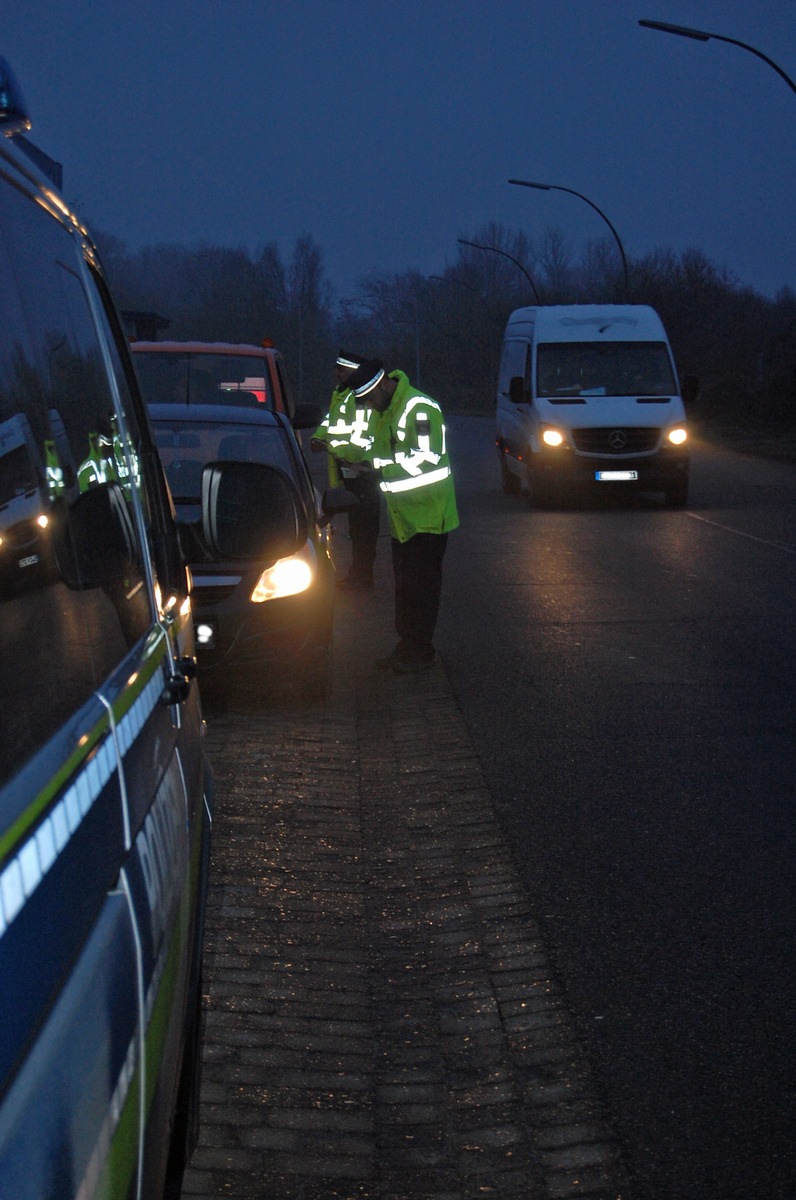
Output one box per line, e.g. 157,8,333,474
0,179,152,786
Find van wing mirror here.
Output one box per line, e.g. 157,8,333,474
681,375,700,409
201,461,306,561
509,376,528,404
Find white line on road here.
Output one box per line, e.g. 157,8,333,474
687,512,796,555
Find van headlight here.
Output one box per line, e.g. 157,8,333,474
251,543,314,602
667,427,688,446
541,426,565,447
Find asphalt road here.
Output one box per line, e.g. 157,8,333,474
437,417,796,1200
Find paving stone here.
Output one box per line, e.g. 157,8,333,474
180,578,630,1200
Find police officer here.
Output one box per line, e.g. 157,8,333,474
345,359,459,673
312,350,381,589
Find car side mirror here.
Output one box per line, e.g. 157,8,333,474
201,461,307,561
509,376,528,404
292,402,324,430
319,485,360,528
54,482,140,589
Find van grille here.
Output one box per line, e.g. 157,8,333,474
571,427,660,455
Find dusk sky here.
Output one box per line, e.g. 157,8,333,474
5,1,795,303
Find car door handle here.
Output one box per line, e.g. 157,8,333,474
161,656,197,705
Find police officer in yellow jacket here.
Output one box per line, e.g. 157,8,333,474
345,359,458,673
312,350,381,589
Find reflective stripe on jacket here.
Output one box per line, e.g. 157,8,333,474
313,388,379,462
371,371,459,543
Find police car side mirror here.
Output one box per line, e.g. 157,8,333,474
201,461,306,561
509,376,528,404
54,482,140,589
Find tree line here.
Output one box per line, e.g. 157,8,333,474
98,223,796,444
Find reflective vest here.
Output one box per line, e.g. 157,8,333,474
313,387,380,484
371,371,459,544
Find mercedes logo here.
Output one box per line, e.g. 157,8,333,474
608,429,628,450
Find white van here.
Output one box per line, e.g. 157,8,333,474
495,304,689,507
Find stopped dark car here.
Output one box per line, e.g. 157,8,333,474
144,398,338,697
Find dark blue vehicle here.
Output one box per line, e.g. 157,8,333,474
0,60,216,1199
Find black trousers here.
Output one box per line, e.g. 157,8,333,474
391,532,449,651
344,473,380,577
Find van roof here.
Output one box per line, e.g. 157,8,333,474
506,304,667,342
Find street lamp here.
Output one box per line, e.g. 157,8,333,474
639,20,796,97
457,238,541,303
508,178,630,299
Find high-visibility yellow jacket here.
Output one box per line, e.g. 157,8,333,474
313,387,380,484
371,371,459,544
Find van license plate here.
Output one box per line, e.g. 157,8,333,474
596,470,638,482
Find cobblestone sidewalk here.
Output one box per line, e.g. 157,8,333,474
181,567,629,1199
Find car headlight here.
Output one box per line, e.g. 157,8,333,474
251,543,314,603
542,426,565,447
667,427,688,446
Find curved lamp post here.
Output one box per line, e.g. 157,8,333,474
457,238,541,303
508,178,630,299
639,20,796,97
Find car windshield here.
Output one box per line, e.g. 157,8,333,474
135,351,275,409
152,419,293,502
536,341,676,398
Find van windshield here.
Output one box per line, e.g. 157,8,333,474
536,341,676,398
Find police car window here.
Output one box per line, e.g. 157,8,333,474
86,269,187,600
0,178,152,787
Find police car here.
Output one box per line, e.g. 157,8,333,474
0,58,215,1199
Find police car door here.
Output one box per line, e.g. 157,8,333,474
0,154,204,1199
